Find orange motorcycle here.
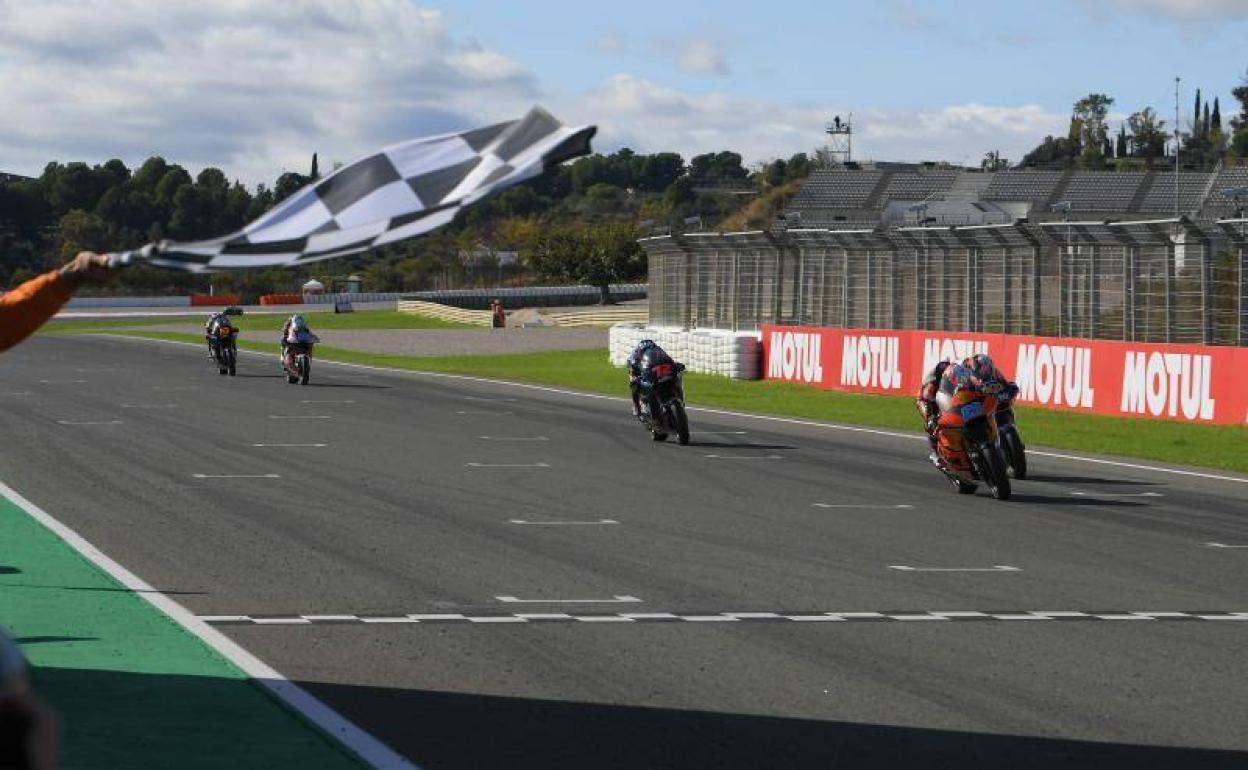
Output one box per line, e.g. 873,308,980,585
933,379,1012,500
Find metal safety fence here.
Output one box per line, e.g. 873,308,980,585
640,218,1248,346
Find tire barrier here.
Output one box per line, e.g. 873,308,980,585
610,324,762,380
190,293,241,307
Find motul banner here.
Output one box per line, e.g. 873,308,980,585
762,325,1248,425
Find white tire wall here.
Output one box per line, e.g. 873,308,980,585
609,325,762,380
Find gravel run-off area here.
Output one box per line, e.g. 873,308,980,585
144,325,609,357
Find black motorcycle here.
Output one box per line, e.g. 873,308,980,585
638,362,690,445
209,326,237,376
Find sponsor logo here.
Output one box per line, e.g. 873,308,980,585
767,331,824,384
1015,344,1095,408
840,335,902,389
1120,352,1216,420
922,338,989,373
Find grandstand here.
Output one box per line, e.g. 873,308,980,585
785,164,1248,227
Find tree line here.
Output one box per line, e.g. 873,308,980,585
1018,69,1248,170
0,146,812,297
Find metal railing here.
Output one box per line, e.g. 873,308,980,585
640,218,1248,346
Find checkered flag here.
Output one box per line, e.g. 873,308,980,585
112,108,595,271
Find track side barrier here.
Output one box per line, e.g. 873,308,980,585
190,293,241,307
762,325,1248,425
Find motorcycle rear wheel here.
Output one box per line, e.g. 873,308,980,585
651,430,668,442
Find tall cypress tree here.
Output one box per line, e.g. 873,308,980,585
1212,97,1223,134
310,153,320,181
1193,89,1203,137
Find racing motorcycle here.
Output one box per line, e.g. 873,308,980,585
638,362,690,445
283,331,316,385
208,324,237,376
932,379,1012,500
995,399,1027,479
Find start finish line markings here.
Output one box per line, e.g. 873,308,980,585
200,610,1248,626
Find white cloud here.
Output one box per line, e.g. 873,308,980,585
1092,0,1248,19
0,0,535,183
676,39,729,76
0,2,1072,187
568,75,1067,167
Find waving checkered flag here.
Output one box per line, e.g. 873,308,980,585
112,108,594,271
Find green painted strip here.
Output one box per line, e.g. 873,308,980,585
0,496,364,770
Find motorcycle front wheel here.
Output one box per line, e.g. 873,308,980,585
1002,429,1027,479
976,445,1012,501
672,402,690,445
298,355,310,386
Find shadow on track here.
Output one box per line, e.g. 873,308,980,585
1008,494,1147,508
16,636,98,645
0,565,21,574
3,582,205,595
302,681,1247,770
1027,474,1163,487
305,382,392,390
688,441,797,450
30,667,1248,770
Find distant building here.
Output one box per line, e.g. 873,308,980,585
0,171,32,184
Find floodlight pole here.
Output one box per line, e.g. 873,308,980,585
1174,76,1181,220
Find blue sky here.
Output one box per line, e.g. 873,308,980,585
1,0,1245,183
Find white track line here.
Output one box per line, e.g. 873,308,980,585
191,473,281,479
252,443,327,448
814,503,915,509
1070,491,1163,498
269,415,332,420
0,479,415,770
56,419,122,426
508,519,619,525
1206,542,1248,549
479,436,549,441
704,454,782,460
466,462,550,468
889,565,1022,573
95,335,1248,485
495,595,642,604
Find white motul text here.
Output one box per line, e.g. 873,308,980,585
1015,344,1095,408
768,331,824,384
840,336,902,389
922,338,989,374
1120,352,1216,421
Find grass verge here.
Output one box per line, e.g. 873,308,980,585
79,329,1248,473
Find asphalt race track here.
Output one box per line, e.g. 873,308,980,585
3,334,1247,769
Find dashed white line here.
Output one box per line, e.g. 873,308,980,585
1206,542,1248,549
191,473,281,479
40,379,87,384
704,454,782,460
814,503,915,509
301,400,355,404
480,436,549,441
0,391,33,396
889,565,1022,573
121,403,179,409
252,443,327,448
1070,491,1163,498
466,462,550,468
508,519,618,525
495,595,642,604
56,419,122,426
269,415,333,420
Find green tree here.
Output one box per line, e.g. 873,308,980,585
1073,93,1114,168
1127,108,1168,161
528,222,645,303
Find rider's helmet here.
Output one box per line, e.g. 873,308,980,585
965,353,995,383
290,314,308,332
940,363,974,394
637,339,657,351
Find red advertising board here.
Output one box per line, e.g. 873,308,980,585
762,325,1248,426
